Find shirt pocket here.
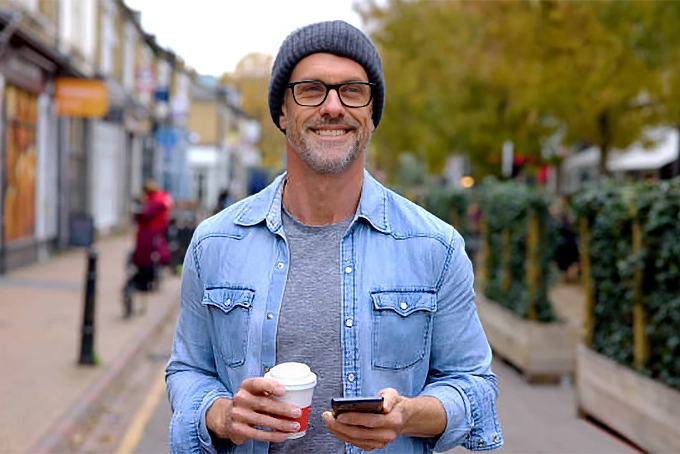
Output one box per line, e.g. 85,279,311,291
370,290,436,370
201,287,254,367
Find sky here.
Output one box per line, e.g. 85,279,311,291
125,0,365,77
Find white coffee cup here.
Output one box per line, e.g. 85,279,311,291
264,362,317,439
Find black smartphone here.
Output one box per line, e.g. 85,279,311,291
331,396,385,417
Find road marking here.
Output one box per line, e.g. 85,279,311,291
115,367,167,454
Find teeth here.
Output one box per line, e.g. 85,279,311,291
314,129,347,136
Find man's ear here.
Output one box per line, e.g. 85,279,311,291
279,103,287,131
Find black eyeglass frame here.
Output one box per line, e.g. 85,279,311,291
286,80,376,108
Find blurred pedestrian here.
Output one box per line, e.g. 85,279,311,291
131,180,172,290
214,188,235,214
554,210,580,282
166,21,502,454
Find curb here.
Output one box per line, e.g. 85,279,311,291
28,289,179,454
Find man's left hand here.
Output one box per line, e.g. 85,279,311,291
322,388,406,452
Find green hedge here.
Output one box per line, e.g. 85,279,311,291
421,184,470,236
572,179,680,391
478,179,557,322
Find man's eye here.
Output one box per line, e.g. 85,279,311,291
300,84,324,93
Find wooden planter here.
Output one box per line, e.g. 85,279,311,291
576,345,680,453
476,294,577,382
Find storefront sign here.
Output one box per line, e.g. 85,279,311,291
55,78,109,117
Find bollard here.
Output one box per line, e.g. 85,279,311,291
78,247,98,365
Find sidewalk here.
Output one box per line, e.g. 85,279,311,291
0,234,180,454
446,357,639,454
444,281,639,453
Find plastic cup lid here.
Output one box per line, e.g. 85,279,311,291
265,362,317,388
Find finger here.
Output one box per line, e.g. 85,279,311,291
240,377,286,397
233,406,301,432
229,421,291,444
323,412,396,446
324,424,388,452
336,412,384,428
233,388,301,420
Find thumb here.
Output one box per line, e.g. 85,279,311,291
377,388,402,413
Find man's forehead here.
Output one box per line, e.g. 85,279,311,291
289,53,369,82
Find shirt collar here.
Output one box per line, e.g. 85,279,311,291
234,169,391,235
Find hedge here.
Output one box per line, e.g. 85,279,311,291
421,184,470,237
572,178,680,391
477,179,557,322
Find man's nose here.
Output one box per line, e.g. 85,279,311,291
319,88,345,117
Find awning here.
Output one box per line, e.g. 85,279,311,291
608,128,678,172
563,127,679,172
0,9,84,77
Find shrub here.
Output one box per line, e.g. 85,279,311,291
572,178,680,391
478,179,557,322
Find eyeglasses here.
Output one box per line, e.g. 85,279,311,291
287,80,375,108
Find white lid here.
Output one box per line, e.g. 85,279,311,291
264,362,317,389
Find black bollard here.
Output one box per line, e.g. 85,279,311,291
78,247,98,365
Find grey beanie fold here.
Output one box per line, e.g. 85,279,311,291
268,20,385,130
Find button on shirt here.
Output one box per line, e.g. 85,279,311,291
166,170,503,454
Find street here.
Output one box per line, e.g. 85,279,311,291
123,356,639,454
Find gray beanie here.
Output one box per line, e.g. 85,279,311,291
268,20,385,131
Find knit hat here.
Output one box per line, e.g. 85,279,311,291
268,20,385,131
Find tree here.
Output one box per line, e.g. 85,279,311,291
221,53,286,170
359,0,671,180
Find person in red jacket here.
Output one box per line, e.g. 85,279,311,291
132,180,172,290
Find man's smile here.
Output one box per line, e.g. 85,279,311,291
313,129,350,136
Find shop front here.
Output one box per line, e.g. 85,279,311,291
0,49,50,272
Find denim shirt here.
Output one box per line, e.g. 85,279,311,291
166,170,503,454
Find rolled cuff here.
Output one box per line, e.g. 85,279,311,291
420,384,473,452
169,388,232,454
420,379,503,451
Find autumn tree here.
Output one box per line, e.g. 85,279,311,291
359,0,672,180
221,53,286,170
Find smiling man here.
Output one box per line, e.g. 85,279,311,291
166,21,502,454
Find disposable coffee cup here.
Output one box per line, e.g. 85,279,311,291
264,362,317,439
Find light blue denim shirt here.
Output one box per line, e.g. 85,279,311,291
166,170,503,454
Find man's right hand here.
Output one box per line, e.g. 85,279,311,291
205,377,302,444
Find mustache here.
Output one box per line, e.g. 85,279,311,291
305,118,360,129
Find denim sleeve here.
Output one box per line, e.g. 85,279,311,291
166,238,233,454
419,231,503,452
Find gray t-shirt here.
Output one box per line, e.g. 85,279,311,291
268,209,350,454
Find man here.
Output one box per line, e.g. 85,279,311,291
166,20,502,454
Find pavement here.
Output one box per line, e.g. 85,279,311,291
0,234,639,454
0,233,180,454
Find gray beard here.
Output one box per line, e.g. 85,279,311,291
287,123,371,174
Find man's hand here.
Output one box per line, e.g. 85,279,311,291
322,388,446,451
205,377,302,444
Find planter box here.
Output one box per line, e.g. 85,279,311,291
576,345,680,453
476,294,577,382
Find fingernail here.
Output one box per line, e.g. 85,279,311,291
322,411,331,422
289,422,300,431
291,408,302,418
